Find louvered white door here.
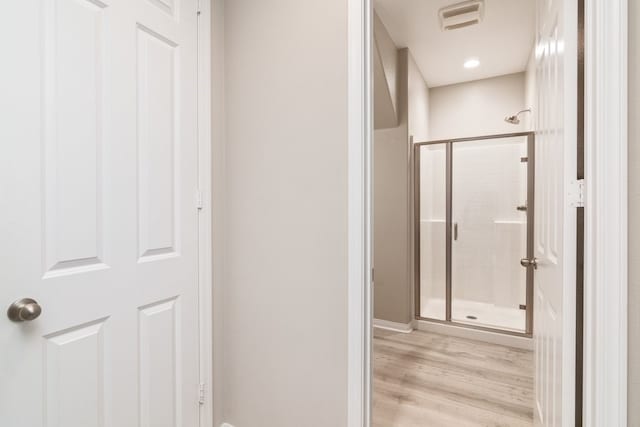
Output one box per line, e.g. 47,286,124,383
0,1,200,426
533,0,578,425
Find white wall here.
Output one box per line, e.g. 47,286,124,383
429,72,528,140
628,0,640,423
219,1,348,426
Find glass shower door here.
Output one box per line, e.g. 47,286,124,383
416,143,447,320
451,137,529,332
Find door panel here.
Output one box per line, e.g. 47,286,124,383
43,0,107,276
533,0,577,425
139,298,180,427
137,24,180,260
0,1,200,426
44,319,108,427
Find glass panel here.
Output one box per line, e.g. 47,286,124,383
418,143,447,320
451,137,528,332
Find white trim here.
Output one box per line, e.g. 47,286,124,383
373,319,414,334
583,0,628,425
197,1,214,426
349,2,629,426
347,0,372,426
415,320,533,351
561,1,579,422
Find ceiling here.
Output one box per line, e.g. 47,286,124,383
374,0,536,87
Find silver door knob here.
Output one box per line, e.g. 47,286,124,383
520,258,538,269
7,298,42,322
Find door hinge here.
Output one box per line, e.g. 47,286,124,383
198,382,206,405
569,179,585,208
195,189,203,210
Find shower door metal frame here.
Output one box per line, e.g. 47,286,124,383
413,131,535,337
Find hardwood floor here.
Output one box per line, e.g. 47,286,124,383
373,328,534,427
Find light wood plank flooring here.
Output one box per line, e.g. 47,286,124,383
373,328,534,427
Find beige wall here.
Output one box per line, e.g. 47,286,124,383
628,0,640,423
406,53,430,322
374,49,410,324
374,12,399,129
210,1,225,426
429,73,528,140
524,47,537,131
408,56,430,143
374,48,429,324
218,1,348,425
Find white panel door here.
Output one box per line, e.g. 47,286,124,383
533,0,577,425
0,1,200,426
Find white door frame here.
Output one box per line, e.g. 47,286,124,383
583,0,628,425
347,0,373,425
196,0,214,426
346,0,629,425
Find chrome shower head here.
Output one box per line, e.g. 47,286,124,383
504,108,531,125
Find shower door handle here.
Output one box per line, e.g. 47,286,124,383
453,222,458,241
520,257,538,269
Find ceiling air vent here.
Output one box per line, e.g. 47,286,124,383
439,0,484,31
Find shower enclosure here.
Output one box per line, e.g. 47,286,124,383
414,132,534,336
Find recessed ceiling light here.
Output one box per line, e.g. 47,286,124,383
464,58,480,69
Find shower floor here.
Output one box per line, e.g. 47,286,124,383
421,298,526,333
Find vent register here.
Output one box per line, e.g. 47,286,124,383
439,0,485,31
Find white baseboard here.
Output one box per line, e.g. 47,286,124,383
220,423,234,427
373,318,414,333
415,320,533,351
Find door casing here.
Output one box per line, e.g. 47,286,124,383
583,0,628,425
345,0,629,426
197,1,213,426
